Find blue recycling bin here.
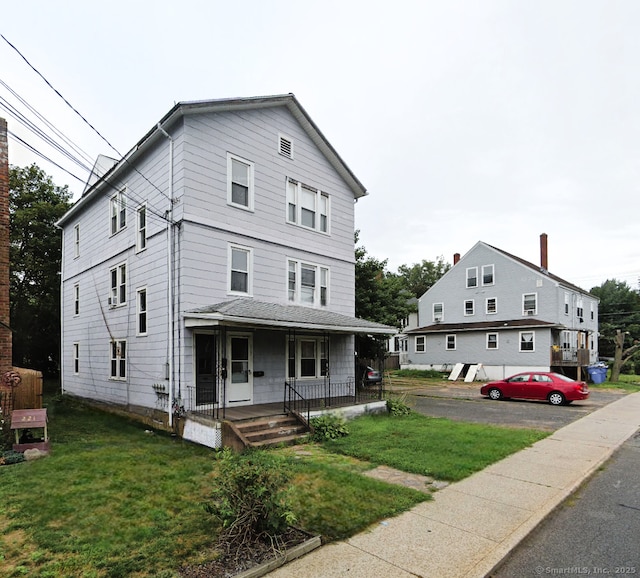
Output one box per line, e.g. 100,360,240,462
587,365,607,384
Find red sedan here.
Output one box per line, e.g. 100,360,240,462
480,372,589,405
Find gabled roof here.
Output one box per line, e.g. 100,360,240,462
57,94,366,226
184,299,394,335
406,318,560,334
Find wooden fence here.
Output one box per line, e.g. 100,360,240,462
9,367,43,411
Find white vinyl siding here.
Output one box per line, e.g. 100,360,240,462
227,153,254,211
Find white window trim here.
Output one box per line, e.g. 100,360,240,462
278,133,294,159
136,287,148,336
286,336,329,380
136,204,147,252
73,342,79,374
482,264,495,286
564,292,570,315
285,178,330,234
287,258,329,307
109,262,127,307
466,267,478,288
74,284,80,316
228,244,253,296
486,332,499,350
519,331,535,352
73,224,80,259
433,302,444,322
109,188,127,236
464,299,475,316
415,336,426,352
486,297,497,315
227,153,255,211
110,339,127,380
446,334,456,350
522,292,537,316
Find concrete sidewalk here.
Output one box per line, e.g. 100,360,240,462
269,392,640,578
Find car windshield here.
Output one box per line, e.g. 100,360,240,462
551,373,576,382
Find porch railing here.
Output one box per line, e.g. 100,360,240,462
550,347,590,366
284,379,384,418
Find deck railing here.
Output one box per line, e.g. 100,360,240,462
550,347,590,366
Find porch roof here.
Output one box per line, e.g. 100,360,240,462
184,299,394,335
405,318,562,334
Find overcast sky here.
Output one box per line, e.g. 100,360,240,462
2,0,638,292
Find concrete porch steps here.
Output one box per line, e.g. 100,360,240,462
224,414,310,450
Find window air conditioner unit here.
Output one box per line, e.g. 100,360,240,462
108,295,114,308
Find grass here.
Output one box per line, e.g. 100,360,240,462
321,412,548,481
0,396,549,576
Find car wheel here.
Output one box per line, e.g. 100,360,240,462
548,391,565,405
488,388,503,400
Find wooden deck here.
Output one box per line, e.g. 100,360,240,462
191,402,287,423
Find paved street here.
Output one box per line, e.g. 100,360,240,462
492,431,640,576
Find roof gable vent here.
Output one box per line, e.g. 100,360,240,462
279,135,293,159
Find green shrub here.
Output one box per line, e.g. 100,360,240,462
205,449,296,546
387,394,412,416
310,414,349,441
0,450,25,465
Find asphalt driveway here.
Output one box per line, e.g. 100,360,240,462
388,381,629,431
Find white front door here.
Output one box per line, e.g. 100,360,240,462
227,334,253,405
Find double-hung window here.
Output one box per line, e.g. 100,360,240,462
286,179,330,233
486,333,498,349
520,331,535,351
73,343,79,374
110,188,126,235
523,293,537,315
287,337,329,379
415,336,426,352
110,340,127,380
464,299,474,316
110,263,127,306
433,302,444,322
74,224,80,258
227,153,254,210
74,284,80,316
564,293,570,315
229,245,252,295
137,288,147,335
466,267,478,288
577,298,584,319
446,334,456,350
482,264,494,285
287,259,329,307
137,205,147,251
486,298,497,314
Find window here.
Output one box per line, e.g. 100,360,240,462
74,224,80,258
286,179,330,233
227,153,254,210
523,293,537,315
520,331,535,351
564,293,570,315
110,263,127,306
482,264,494,285
137,288,147,335
287,337,328,379
110,340,127,380
577,298,584,319
73,342,79,374
486,298,497,314
74,284,80,316
590,303,594,320
446,334,456,350
279,134,293,159
486,333,498,349
433,302,444,322
466,267,478,288
110,189,126,235
464,299,475,316
137,205,147,251
229,245,252,295
287,259,329,307
415,336,426,352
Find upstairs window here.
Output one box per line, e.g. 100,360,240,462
74,224,80,258
137,288,147,336
577,298,584,319
433,302,444,322
564,293,570,315
286,179,330,233
74,284,80,316
523,293,537,315
109,263,127,307
482,264,494,285
486,298,497,314
287,259,329,307
110,189,126,235
229,245,252,295
464,300,475,316
136,205,147,251
227,154,254,210
590,303,594,320
466,267,478,288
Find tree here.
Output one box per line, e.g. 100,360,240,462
590,279,640,380
397,257,451,299
10,164,71,374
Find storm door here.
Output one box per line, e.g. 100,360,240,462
195,334,218,406
227,334,253,405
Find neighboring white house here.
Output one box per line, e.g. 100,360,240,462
401,235,599,381
56,94,392,447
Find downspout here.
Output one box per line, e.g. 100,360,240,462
158,123,174,428
56,223,65,395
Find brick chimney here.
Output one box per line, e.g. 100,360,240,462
0,118,12,374
453,252,460,265
540,233,548,271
